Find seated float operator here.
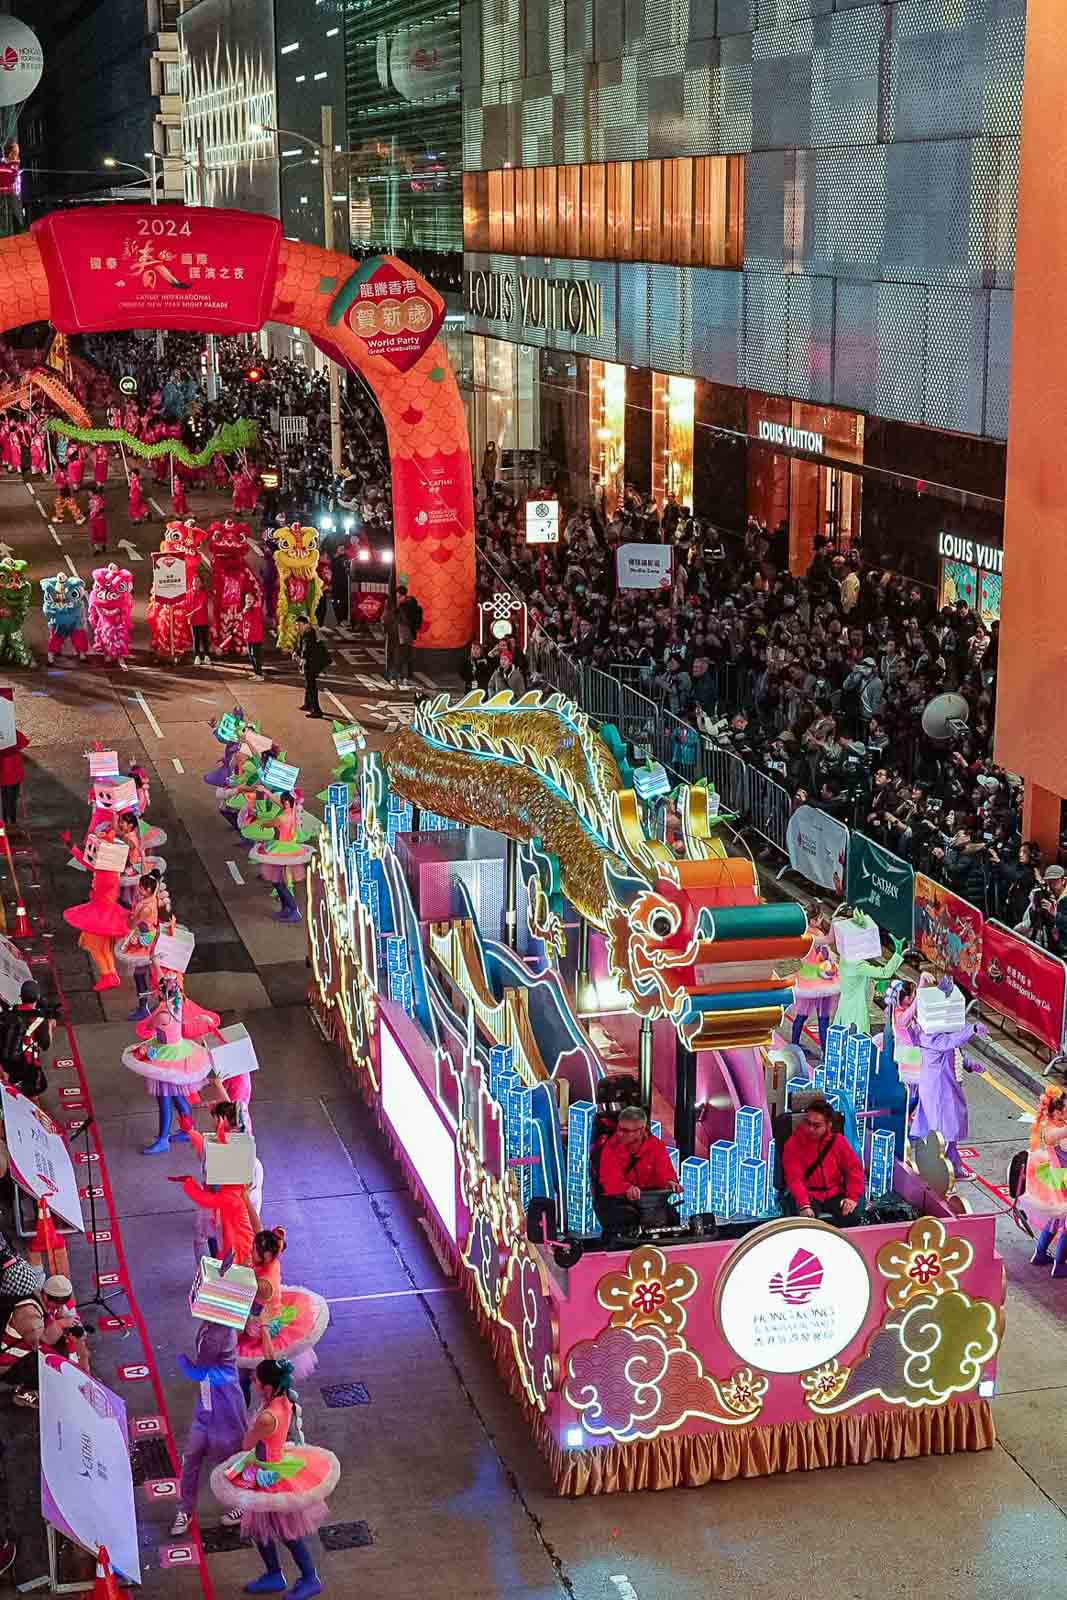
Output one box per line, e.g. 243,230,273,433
594,1106,682,1238
782,1095,865,1228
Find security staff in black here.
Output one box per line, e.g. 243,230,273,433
294,615,330,719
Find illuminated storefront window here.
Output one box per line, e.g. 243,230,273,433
589,360,626,514
464,335,542,489
652,374,695,511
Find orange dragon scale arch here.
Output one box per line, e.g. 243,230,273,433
0,206,474,651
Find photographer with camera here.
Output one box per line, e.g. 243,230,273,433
0,981,57,1101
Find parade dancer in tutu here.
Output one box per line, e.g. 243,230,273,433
248,793,315,924
171,1317,248,1538
211,1357,338,1600
237,1229,328,1386
1025,1086,1067,1276
116,870,163,1018
123,972,213,1154
63,841,129,991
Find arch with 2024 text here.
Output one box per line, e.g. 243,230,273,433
0,205,476,651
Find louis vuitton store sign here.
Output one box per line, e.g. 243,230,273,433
466,267,604,339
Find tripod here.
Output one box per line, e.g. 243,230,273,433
68,1115,123,1314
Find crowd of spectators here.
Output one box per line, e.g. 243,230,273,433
82,332,394,536
473,478,1061,918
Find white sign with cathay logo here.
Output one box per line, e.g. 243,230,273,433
716,1220,871,1374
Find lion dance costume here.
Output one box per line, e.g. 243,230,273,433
273,524,322,652
209,519,258,655
0,558,34,668
41,572,89,664
148,522,199,661
88,565,134,663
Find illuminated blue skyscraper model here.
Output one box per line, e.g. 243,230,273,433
566,1100,599,1237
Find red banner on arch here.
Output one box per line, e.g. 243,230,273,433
31,206,282,334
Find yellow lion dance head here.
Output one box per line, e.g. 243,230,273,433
274,522,322,650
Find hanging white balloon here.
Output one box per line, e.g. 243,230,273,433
0,18,43,110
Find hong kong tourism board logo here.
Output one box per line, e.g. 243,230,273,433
717,1222,871,1374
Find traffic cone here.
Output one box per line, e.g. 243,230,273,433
93,1547,121,1600
29,1196,66,1276
12,900,32,937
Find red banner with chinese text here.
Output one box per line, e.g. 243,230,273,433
325,255,444,374
978,920,1067,1051
31,207,282,334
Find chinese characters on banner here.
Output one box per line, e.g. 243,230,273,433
152,553,188,601
913,872,984,993
978,920,1067,1052
615,543,674,591
31,207,282,333
336,257,445,373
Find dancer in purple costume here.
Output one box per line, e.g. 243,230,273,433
171,1318,249,1536
910,976,987,1174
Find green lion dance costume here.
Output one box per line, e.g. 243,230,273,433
0,559,34,667
273,523,323,653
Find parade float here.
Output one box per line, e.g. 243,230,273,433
306,690,1005,1496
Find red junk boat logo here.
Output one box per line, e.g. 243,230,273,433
769,1248,824,1306
1,48,18,71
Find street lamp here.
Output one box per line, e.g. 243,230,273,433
250,111,343,475
103,154,160,205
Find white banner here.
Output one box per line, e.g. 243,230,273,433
1,1085,84,1231
0,933,31,1006
785,805,849,895
153,553,188,600
39,1354,141,1583
615,542,673,591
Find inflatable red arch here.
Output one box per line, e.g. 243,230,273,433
2,206,474,652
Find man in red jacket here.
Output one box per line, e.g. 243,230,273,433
594,1106,682,1239
782,1097,865,1227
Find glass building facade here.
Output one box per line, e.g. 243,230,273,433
460,0,1022,592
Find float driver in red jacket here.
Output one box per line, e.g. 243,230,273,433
782,1096,865,1227
594,1106,682,1240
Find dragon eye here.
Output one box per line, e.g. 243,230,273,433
648,909,675,938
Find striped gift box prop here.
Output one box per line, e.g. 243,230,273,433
190,1255,257,1329
87,750,119,778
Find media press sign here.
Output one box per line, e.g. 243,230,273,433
845,834,914,943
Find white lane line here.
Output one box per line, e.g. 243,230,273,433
172,758,184,773
51,530,62,547
25,483,35,497
63,555,79,578
355,673,386,692
415,672,436,689
324,689,356,722
149,497,164,517
609,1579,641,1600
36,502,48,519
117,658,128,672
226,860,244,885
325,1287,459,1305
133,689,163,738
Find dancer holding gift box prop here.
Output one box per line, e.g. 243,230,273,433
171,1249,253,1539
123,971,213,1155
830,907,907,1034
909,974,987,1178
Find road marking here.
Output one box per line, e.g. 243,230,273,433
133,689,163,738
324,689,356,721
978,1065,1035,1115
64,555,79,578
415,672,436,689
36,502,48,519
226,860,244,885
51,530,63,547
609,1579,641,1600
117,539,142,562
117,657,127,671
355,672,389,692
149,498,164,517
172,758,184,773
325,1287,459,1305
25,483,35,497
